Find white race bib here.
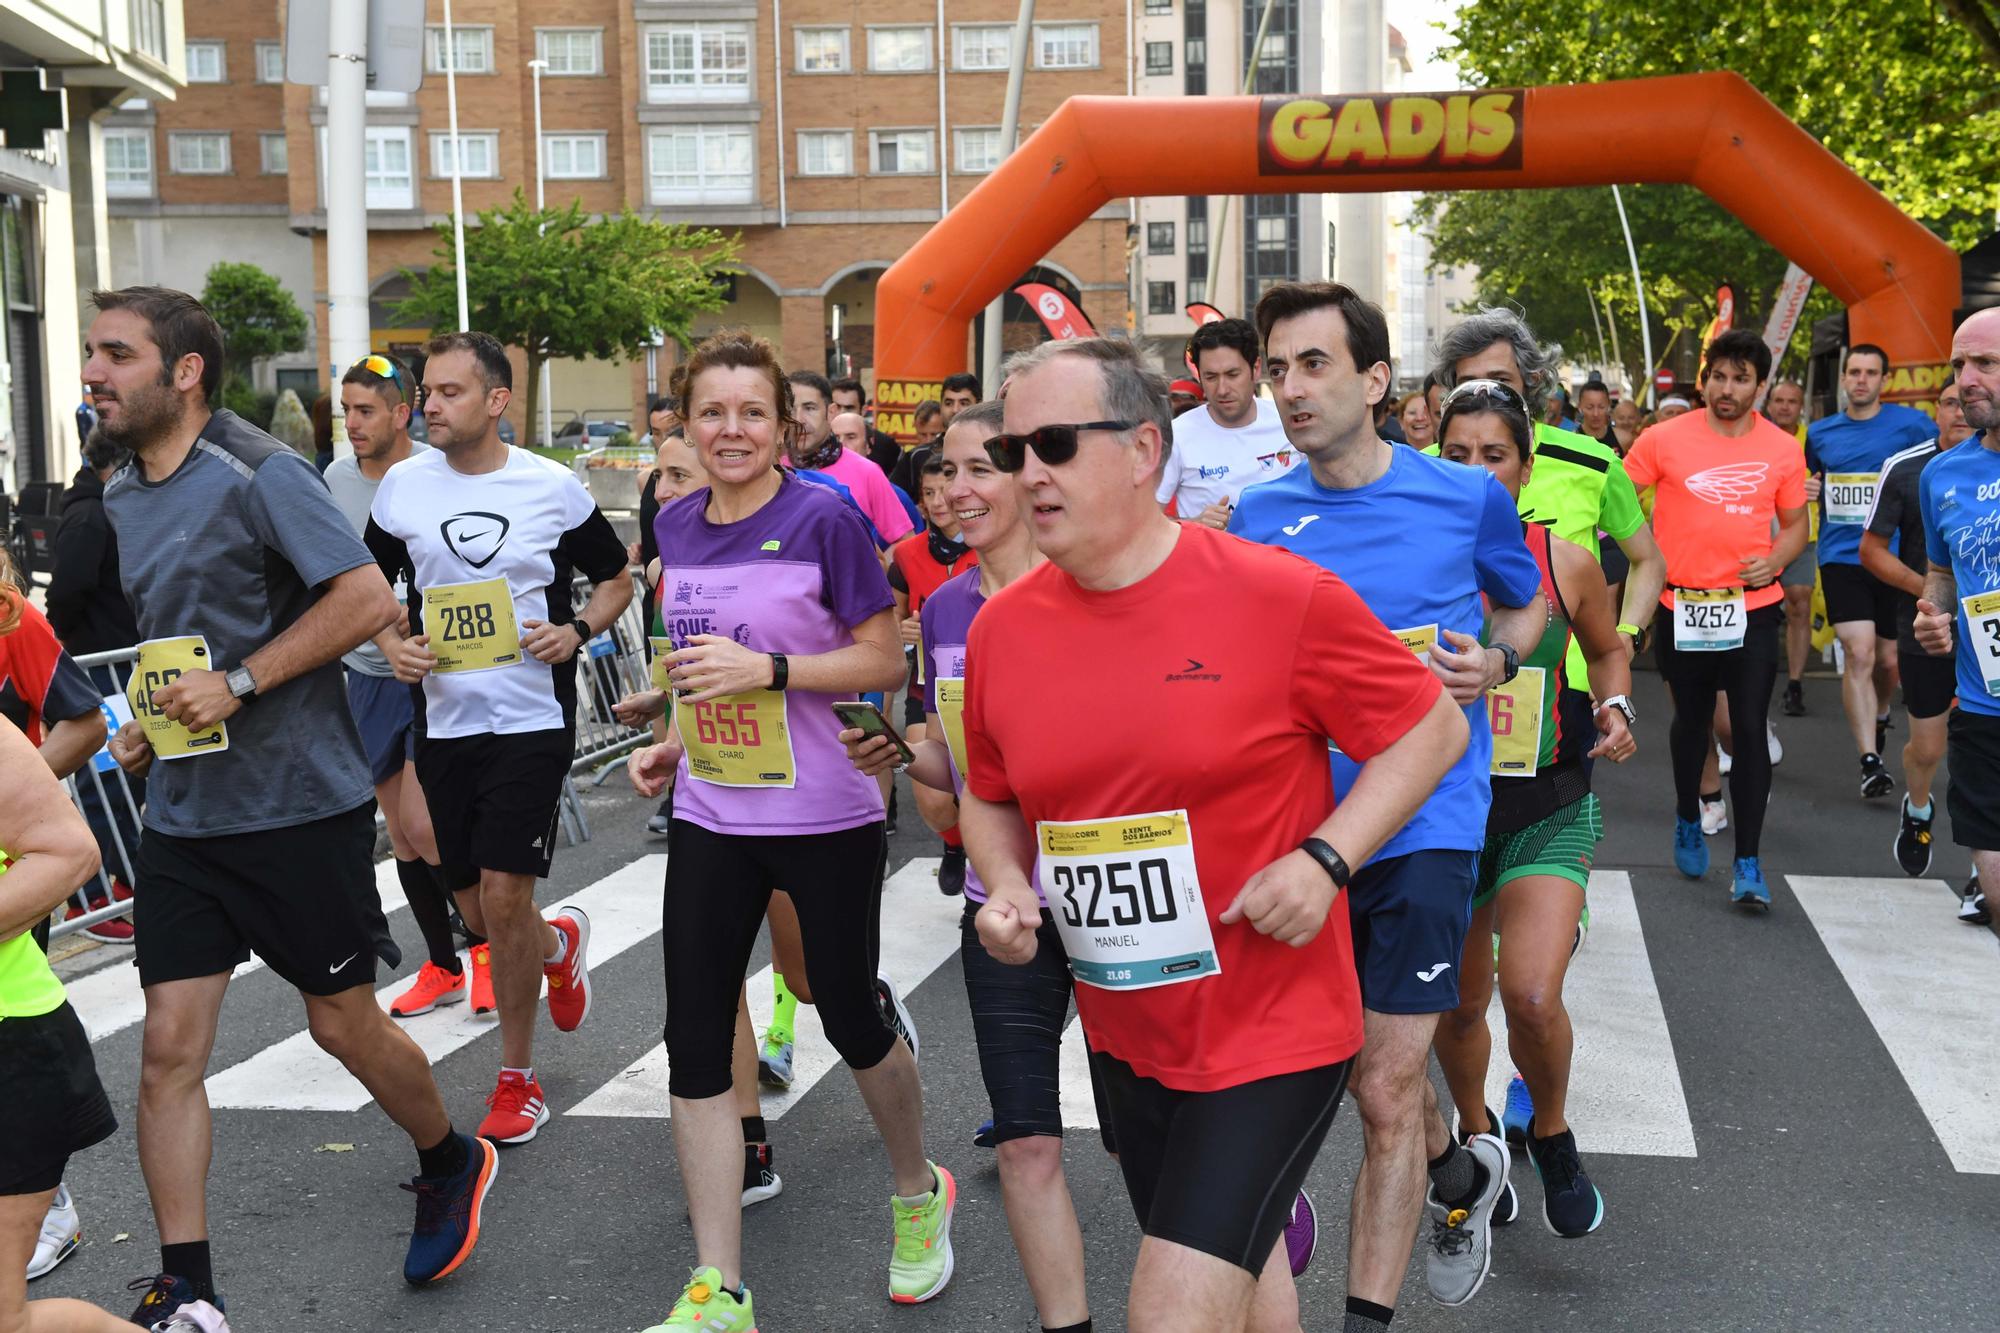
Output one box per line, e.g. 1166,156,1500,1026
1673,587,1746,652
1962,590,2000,696
1823,472,1879,526
1036,810,1219,991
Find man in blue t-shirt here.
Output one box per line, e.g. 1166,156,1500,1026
1806,343,1938,797
1229,281,1544,1322
1914,308,2000,926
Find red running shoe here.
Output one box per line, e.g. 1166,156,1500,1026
65,892,133,944
468,943,496,1015
476,1070,549,1145
389,962,467,1018
543,905,592,1032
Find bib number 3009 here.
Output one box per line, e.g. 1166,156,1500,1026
1036,810,1219,991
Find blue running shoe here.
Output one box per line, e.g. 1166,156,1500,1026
402,1133,498,1285
1731,857,1770,911
1673,818,1708,879
972,1118,997,1148
1501,1075,1533,1149
128,1275,224,1326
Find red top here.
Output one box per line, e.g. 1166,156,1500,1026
888,532,978,615
1,599,102,746
1622,409,1808,612
962,524,1444,1091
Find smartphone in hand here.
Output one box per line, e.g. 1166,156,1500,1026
830,700,917,765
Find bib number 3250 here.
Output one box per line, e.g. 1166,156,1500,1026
1036,810,1219,991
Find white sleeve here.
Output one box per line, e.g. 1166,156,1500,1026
1155,445,1183,507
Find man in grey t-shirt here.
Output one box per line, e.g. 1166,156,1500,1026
90,287,497,1320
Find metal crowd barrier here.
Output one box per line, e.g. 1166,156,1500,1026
48,570,658,944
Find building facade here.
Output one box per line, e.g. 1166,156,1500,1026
102,0,1135,442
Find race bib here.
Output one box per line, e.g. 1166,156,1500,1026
1036,810,1219,991
1823,472,1879,525
1487,667,1545,777
127,636,229,760
676,689,796,788
649,636,673,693
1392,623,1440,657
1673,587,1746,652
934,678,969,782
424,577,521,674
1963,590,2000,696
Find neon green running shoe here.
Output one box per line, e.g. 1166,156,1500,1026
638,1267,756,1331
888,1162,957,1303
757,1026,794,1090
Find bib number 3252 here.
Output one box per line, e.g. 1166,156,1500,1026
1036,810,1219,991
1674,587,1745,652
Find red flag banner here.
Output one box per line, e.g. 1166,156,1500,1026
1014,283,1099,341
1186,302,1226,325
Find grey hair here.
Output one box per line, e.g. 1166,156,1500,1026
1434,307,1562,417
1000,336,1175,456
949,399,1007,434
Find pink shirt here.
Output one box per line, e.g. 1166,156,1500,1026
817,446,916,544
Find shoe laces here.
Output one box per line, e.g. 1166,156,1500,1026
128,1274,177,1309
892,1194,937,1262
486,1074,533,1115
1533,1131,1585,1193
761,1027,792,1053
400,1173,469,1237
1428,1206,1475,1257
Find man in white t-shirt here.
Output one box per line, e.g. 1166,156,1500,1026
1155,316,1295,528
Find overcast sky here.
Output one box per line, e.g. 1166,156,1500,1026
1390,0,1461,86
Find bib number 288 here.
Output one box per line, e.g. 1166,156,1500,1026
437,603,498,642
1052,857,1180,930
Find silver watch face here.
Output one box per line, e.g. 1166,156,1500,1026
228,668,254,698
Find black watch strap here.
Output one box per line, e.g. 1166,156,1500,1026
1494,641,1521,685
1299,837,1351,891
769,652,788,692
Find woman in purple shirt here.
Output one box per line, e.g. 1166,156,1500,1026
624,334,956,1328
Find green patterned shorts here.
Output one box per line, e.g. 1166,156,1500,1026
1476,792,1602,908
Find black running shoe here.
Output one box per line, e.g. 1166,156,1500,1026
1782,680,1806,717
128,1274,221,1326
1960,875,1990,926
938,846,966,897
1876,714,1892,756
1859,753,1894,799
1894,797,1934,876
741,1142,782,1207
1525,1118,1604,1238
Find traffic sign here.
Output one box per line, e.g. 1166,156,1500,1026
1654,368,1677,395
286,0,426,92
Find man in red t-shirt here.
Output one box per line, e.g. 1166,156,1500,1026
960,336,1464,1330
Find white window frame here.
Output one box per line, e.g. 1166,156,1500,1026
952,25,1012,72
795,129,853,177
184,40,225,83
254,41,284,84
1144,41,1174,76
646,124,755,206
259,131,288,175
534,28,604,76
430,130,499,180
953,126,1003,174
168,131,230,175
868,26,934,74
542,133,607,180
1033,23,1099,70
103,128,153,197
644,22,753,103
869,127,935,176
426,25,494,75
794,26,851,73
319,125,417,209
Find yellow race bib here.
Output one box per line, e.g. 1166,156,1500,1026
1487,666,1545,777
935,678,969,781
425,577,521,674
1963,590,2000,696
1036,810,1218,990
127,636,229,760
649,636,673,693
676,689,797,787
1393,623,1440,657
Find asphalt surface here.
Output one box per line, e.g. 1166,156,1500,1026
38,665,1999,1331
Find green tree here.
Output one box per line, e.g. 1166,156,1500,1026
201,261,309,389
394,192,740,443
1420,0,1998,384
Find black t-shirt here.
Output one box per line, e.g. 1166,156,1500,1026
1863,438,1939,643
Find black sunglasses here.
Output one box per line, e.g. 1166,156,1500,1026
985,420,1135,473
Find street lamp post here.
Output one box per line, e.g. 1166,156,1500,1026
530,56,551,449
442,0,469,332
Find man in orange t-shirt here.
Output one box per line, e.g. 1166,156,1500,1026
1623,329,1809,909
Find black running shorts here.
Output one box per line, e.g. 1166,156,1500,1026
416,729,571,881
1820,561,1898,641
0,1003,117,1195
1899,647,1957,721
1947,709,2000,851
134,803,386,995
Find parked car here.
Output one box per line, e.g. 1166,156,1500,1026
551,419,630,450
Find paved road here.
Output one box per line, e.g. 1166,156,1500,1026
38,667,1999,1331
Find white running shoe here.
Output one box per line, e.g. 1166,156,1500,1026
1767,720,1784,766
1717,742,1733,777
150,1300,231,1332
26,1183,79,1280
1700,797,1729,836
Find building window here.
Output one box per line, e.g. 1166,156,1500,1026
103,128,153,196
869,27,933,73
1243,0,1297,96
869,128,935,175
184,40,225,83
954,127,1003,173
796,28,850,73
426,26,494,75
648,125,754,205
1148,281,1177,315
1242,193,1298,309
259,132,288,174
1033,23,1098,69
364,127,415,208
796,129,853,176
431,131,499,179
953,25,1011,71
1145,0,1175,13
1145,41,1174,76
129,0,168,62
543,133,606,179
536,29,603,76
168,132,230,174
1185,0,1207,95
646,23,752,101
255,41,284,84
1187,276,1207,305
1148,221,1175,254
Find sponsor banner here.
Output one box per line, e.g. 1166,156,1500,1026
1015,283,1099,341
1258,91,1525,176
874,377,945,444
1880,360,1950,418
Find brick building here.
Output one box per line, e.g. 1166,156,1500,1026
105,0,1136,441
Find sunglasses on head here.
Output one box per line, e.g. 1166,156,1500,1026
1442,378,1526,412
984,420,1135,473
350,354,405,391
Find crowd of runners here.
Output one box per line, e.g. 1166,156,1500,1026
1,276,1994,1333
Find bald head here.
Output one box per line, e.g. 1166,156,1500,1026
1953,309,2000,432
830,411,868,453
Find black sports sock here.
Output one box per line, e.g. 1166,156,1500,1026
1699,788,1723,804
160,1241,215,1302
417,1127,470,1180
1428,1141,1488,1208
741,1115,767,1145
1344,1296,1394,1331
1044,1321,1093,1332
397,858,461,973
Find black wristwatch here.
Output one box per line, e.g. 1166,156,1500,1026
768,652,789,692
1299,837,1352,891
1491,641,1521,685
572,615,594,646
225,664,258,704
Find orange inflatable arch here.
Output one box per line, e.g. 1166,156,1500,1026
873,71,1959,420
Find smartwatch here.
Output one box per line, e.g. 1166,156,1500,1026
572,615,595,646
225,664,258,703
1491,641,1521,685
1298,837,1352,891
769,652,789,692
1598,694,1637,729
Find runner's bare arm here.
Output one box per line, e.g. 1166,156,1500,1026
0,718,101,945
38,708,109,783
961,788,1043,965
1553,535,1636,760
667,608,905,705
1859,531,1923,599
1612,521,1666,632
1915,567,1958,657
1741,504,1809,588
1318,690,1467,870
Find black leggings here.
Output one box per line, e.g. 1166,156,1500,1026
1656,603,1782,858
662,819,893,1099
